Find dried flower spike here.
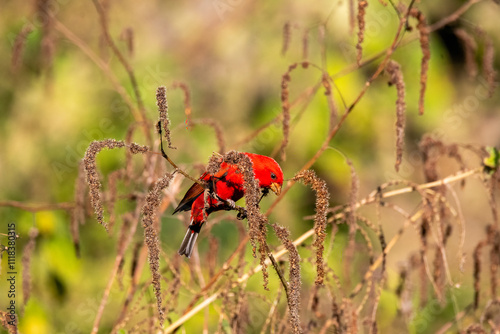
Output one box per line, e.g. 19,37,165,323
410,9,430,116
356,0,368,66
141,173,173,326
292,170,330,285
280,63,298,160
84,139,149,230
156,86,176,149
385,60,406,172
273,224,302,333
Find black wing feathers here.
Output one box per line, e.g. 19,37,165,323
172,182,205,214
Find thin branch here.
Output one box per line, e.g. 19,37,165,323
0,200,74,212
349,210,424,298
429,0,483,32
157,121,205,187
268,252,290,300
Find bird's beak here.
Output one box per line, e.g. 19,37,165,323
270,182,282,196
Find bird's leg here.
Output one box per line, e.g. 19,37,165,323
225,199,236,209
219,188,269,220
226,200,247,220
214,195,248,220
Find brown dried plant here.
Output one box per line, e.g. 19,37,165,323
282,21,291,56
141,173,173,326
348,0,356,34
356,0,368,66
292,170,330,286
482,33,498,98
21,228,38,308
157,86,176,149
224,151,271,288
0,311,17,334
455,28,479,79
83,139,149,231
11,24,33,72
119,27,134,56
36,0,56,70
273,224,302,334
409,8,430,116
302,29,309,63
170,81,192,128
322,73,338,131
385,60,406,171
279,63,297,160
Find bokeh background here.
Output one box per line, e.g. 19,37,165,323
1,0,499,333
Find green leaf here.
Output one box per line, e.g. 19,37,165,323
484,147,500,174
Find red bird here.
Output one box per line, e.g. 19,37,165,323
173,153,284,258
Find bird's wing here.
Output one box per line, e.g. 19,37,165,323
172,165,231,214
172,182,205,214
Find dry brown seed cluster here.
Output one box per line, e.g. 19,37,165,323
293,170,330,285
84,139,149,231
346,158,359,228
280,63,298,161
236,151,271,288
455,28,478,78
141,173,173,326
128,142,149,154
322,73,338,131
156,86,175,149
409,8,430,116
483,34,498,97
22,228,38,308
0,310,17,334
385,60,406,172
84,139,126,230
356,0,368,66
273,224,302,334
206,152,223,176
282,21,291,56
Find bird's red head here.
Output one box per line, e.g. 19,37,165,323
244,153,284,195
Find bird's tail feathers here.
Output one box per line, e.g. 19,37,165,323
178,226,199,258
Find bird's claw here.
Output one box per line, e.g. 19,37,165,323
216,195,247,219
236,208,247,220
226,199,236,209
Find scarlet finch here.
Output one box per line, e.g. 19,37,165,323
174,153,284,258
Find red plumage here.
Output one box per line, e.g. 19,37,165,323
174,153,284,258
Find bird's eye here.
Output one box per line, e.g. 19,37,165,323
270,172,277,180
